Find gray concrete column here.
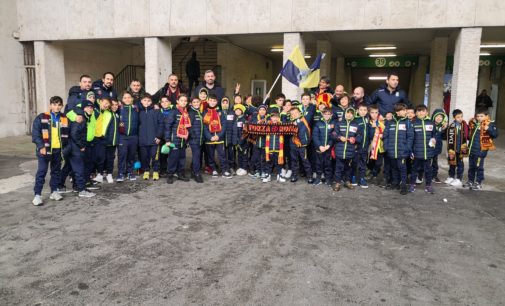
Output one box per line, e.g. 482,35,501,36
409,56,428,105
335,56,346,89
428,37,448,111
451,28,482,121
316,40,332,78
34,41,66,113
144,37,173,94
282,33,305,100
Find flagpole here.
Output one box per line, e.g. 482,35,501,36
263,71,282,104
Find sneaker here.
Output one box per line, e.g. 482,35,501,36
205,166,213,175
260,173,269,179
166,175,174,184
464,181,474,188
116,174,125,182
236,168,247,176
333,183,341,191
471,183,482,190
85,182,101,190
425,185,434,194
433,177,442,184
250,171,261,179
385,184,393,190
230,169,236,176
344,181,354,189
49,191,63,201
212,170,219,178
78,190,96,198
444,177,455,184
409,184,416,193
416,177,423,184
178,173,190,181
351,176,358,186
194,175,204,183
307,178,315,184
262,174,271,183
57,187,72,194
277,174,286,183
93,173,104,183
152,172,159,181
106,174,114,183
359,178,368,189
290,176,298,183
400,184,408,195
281,168,287,178
128,173,137,181
450,178,463,187
285,170,292,178
143,172,150,180
312,178,322,185
32,195,43,206
223,172,233,179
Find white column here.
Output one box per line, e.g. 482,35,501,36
34,41,66,113
282,33,305,100
428,37,448,111
410,55,428,106
144,37,173,94
316,40,332,78
451,28,482,121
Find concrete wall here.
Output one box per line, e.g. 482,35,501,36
16,0,505,41
0,1,26,137
62,41,144,92
216,43,273,98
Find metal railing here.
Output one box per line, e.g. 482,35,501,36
113,65,145,94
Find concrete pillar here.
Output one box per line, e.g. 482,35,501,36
282,33,305,100
144,37,172,94
496,65,505,129
451,28,482,121
428,37,448,111
477,65,492,94
335,56,346,89
316,40,332,78
409,56,428,105
34,41,66,113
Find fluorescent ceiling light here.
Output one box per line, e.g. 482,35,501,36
480,52,491,56
480,44,505,48
369,54,396,57
364,46,396,51
271,48,284,52
369,76,387,80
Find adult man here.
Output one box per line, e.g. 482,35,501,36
66,74,92,113
127,79,145,104
370,73,410,116
351,86,372,108
193,70,225,103
312,76,334,108
331,84,345,108
152,74,186,105
186,51,200,95
92,72,118,102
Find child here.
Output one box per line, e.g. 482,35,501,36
138,93,164,180
104,99,120,183
405,105,417,184
92,97,112,184
410,104,438,194
289,107,314,184
367,104,385,185
232,104,249,176
203,94,232,178
165,94,191,184
117,91,140,182
262,110,286,183
332,94,353,122
312,107,336,186
430,108,448,183
299,93,316,124
445,109,468,187
188,97,204,183
198,88,209,113
268,93,285,115
466,108,499,190
221,97,236,173
249,104,268,179
159,95,174,176
383,103,413,195
332,108,360,191
31,96,68,205
352,103,372,188
280,101,293,179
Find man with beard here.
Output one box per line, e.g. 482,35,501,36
66,74,92,113
127,79,145,104
351,86,372,109
152,74,186,105
370,72,411,116
92,72,118,103
193,70,225,104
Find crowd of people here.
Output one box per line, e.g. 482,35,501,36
31,69,499,206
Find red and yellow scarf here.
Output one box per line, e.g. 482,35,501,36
265,121,284,165
292,117,310,148
469,118,495,151
176,106,191,139
203,106,222,133
370,116,385,160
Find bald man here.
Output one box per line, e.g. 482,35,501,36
351,87,372,108
330,84,345,108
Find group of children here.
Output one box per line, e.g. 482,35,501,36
32,84,499,206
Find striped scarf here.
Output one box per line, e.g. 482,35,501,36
41,112,69,152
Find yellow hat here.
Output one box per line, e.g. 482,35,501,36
233,104,246,114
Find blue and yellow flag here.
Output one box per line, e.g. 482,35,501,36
281,46,325,88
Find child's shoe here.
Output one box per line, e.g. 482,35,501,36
359,178,368,189
277,174,286,183
143,172,150,180
50,191,63,201
351,176,358,186
450,179,463,187
424,185,434,194
262,174,271,183
444,177,454,184
223,172,233,179
212,170,219,178
344,181,354,189
106,174,114,183
409,184,416,193
93,173,104,183
152,172,159,181
32,195,43,206
333,183,341,191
